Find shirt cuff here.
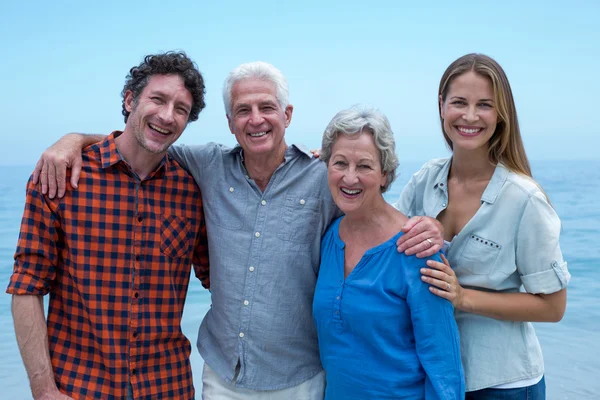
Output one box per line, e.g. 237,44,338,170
521,261,570,294
6,271,51,296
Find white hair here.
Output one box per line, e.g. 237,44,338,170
321,106,398,192
223,61,289,117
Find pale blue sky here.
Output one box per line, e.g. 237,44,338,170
1,0,598,166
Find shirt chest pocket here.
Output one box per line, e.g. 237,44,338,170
277,195,321,244
456,234,502,275
160,214,194,259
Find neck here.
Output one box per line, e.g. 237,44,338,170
243,142,287,191
343,198,398,232
451,147,496,181
115,131,164,180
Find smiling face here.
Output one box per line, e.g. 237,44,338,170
227,78,293,158
124,74,193,155
440,71,498,156
327,132,387,215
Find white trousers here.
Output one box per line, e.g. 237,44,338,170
202,363,326,400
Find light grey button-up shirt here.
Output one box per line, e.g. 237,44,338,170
395,158,570,391
170,143,340,390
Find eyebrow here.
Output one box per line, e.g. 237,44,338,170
450,96,494,102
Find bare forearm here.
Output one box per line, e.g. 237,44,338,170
12,295,59,397
460,288,567,322
68,133,106,148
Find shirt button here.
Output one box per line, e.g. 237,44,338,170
255,232,261,238
299,199,306,205
134,292,139,298
133,331,138,338
249,266,255,272
239,332,245,338
229,187,235,192
135,255,140,261
261,200,267,206
244,300,249,306
131,368,137,375
442,203,447,207
336,296,340,300
335,311,339,315
137,215,143,222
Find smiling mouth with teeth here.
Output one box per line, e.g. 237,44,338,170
456,126,483,135
249,131,268,137
149,123,171,135
341,188,362,195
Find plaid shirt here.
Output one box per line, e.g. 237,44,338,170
7,132,209,399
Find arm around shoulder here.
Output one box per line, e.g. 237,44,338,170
33,133,106,199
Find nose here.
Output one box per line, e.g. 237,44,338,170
463,105,479,122
249,108,264,125
158,104,175,124
342,167,359,185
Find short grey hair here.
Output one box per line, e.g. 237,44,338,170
223,61,289,117
321,106,398,192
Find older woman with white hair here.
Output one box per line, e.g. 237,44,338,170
312,106,464,399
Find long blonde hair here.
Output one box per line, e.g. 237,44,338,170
438,54,532,177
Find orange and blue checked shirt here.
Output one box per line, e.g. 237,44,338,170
7,131,209,400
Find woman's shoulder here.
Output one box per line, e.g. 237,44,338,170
408,158,450,183
500,166,546,200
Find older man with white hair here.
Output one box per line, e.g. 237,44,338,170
32,61,444,399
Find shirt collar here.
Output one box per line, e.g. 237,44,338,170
224,143,313,162
481,163,509,204
98,131,169,177
433,157,508,204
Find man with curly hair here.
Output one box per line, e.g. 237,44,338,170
7,51,209,400
28,60,445,400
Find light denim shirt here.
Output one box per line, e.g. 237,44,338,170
170,143,340,390
394,158,570,391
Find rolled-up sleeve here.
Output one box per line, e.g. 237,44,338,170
516,190,570,294
7,178,60,295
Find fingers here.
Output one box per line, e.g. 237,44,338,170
56,161,68,198
415,243,442,258
398,231,439,256
70,158,82,190
47,162,58,199
33,158,43,185
398,217,444,256
40,160,49,195
421,269,454,301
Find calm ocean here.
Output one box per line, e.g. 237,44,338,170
0,161,598,399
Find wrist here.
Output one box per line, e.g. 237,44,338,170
457,288,473,313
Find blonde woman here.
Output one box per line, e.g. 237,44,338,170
396,54,570,399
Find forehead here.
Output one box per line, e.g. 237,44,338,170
231,78,278,105
448,71,493,97
142,74,192,99
332,133,379,157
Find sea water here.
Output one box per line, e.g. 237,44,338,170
1,161,598,399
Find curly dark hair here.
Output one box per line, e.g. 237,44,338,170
121,51,206,123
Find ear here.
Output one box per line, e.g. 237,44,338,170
284,104,294,128
124,90,135,113
380,171,388,189
439,95,445,119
